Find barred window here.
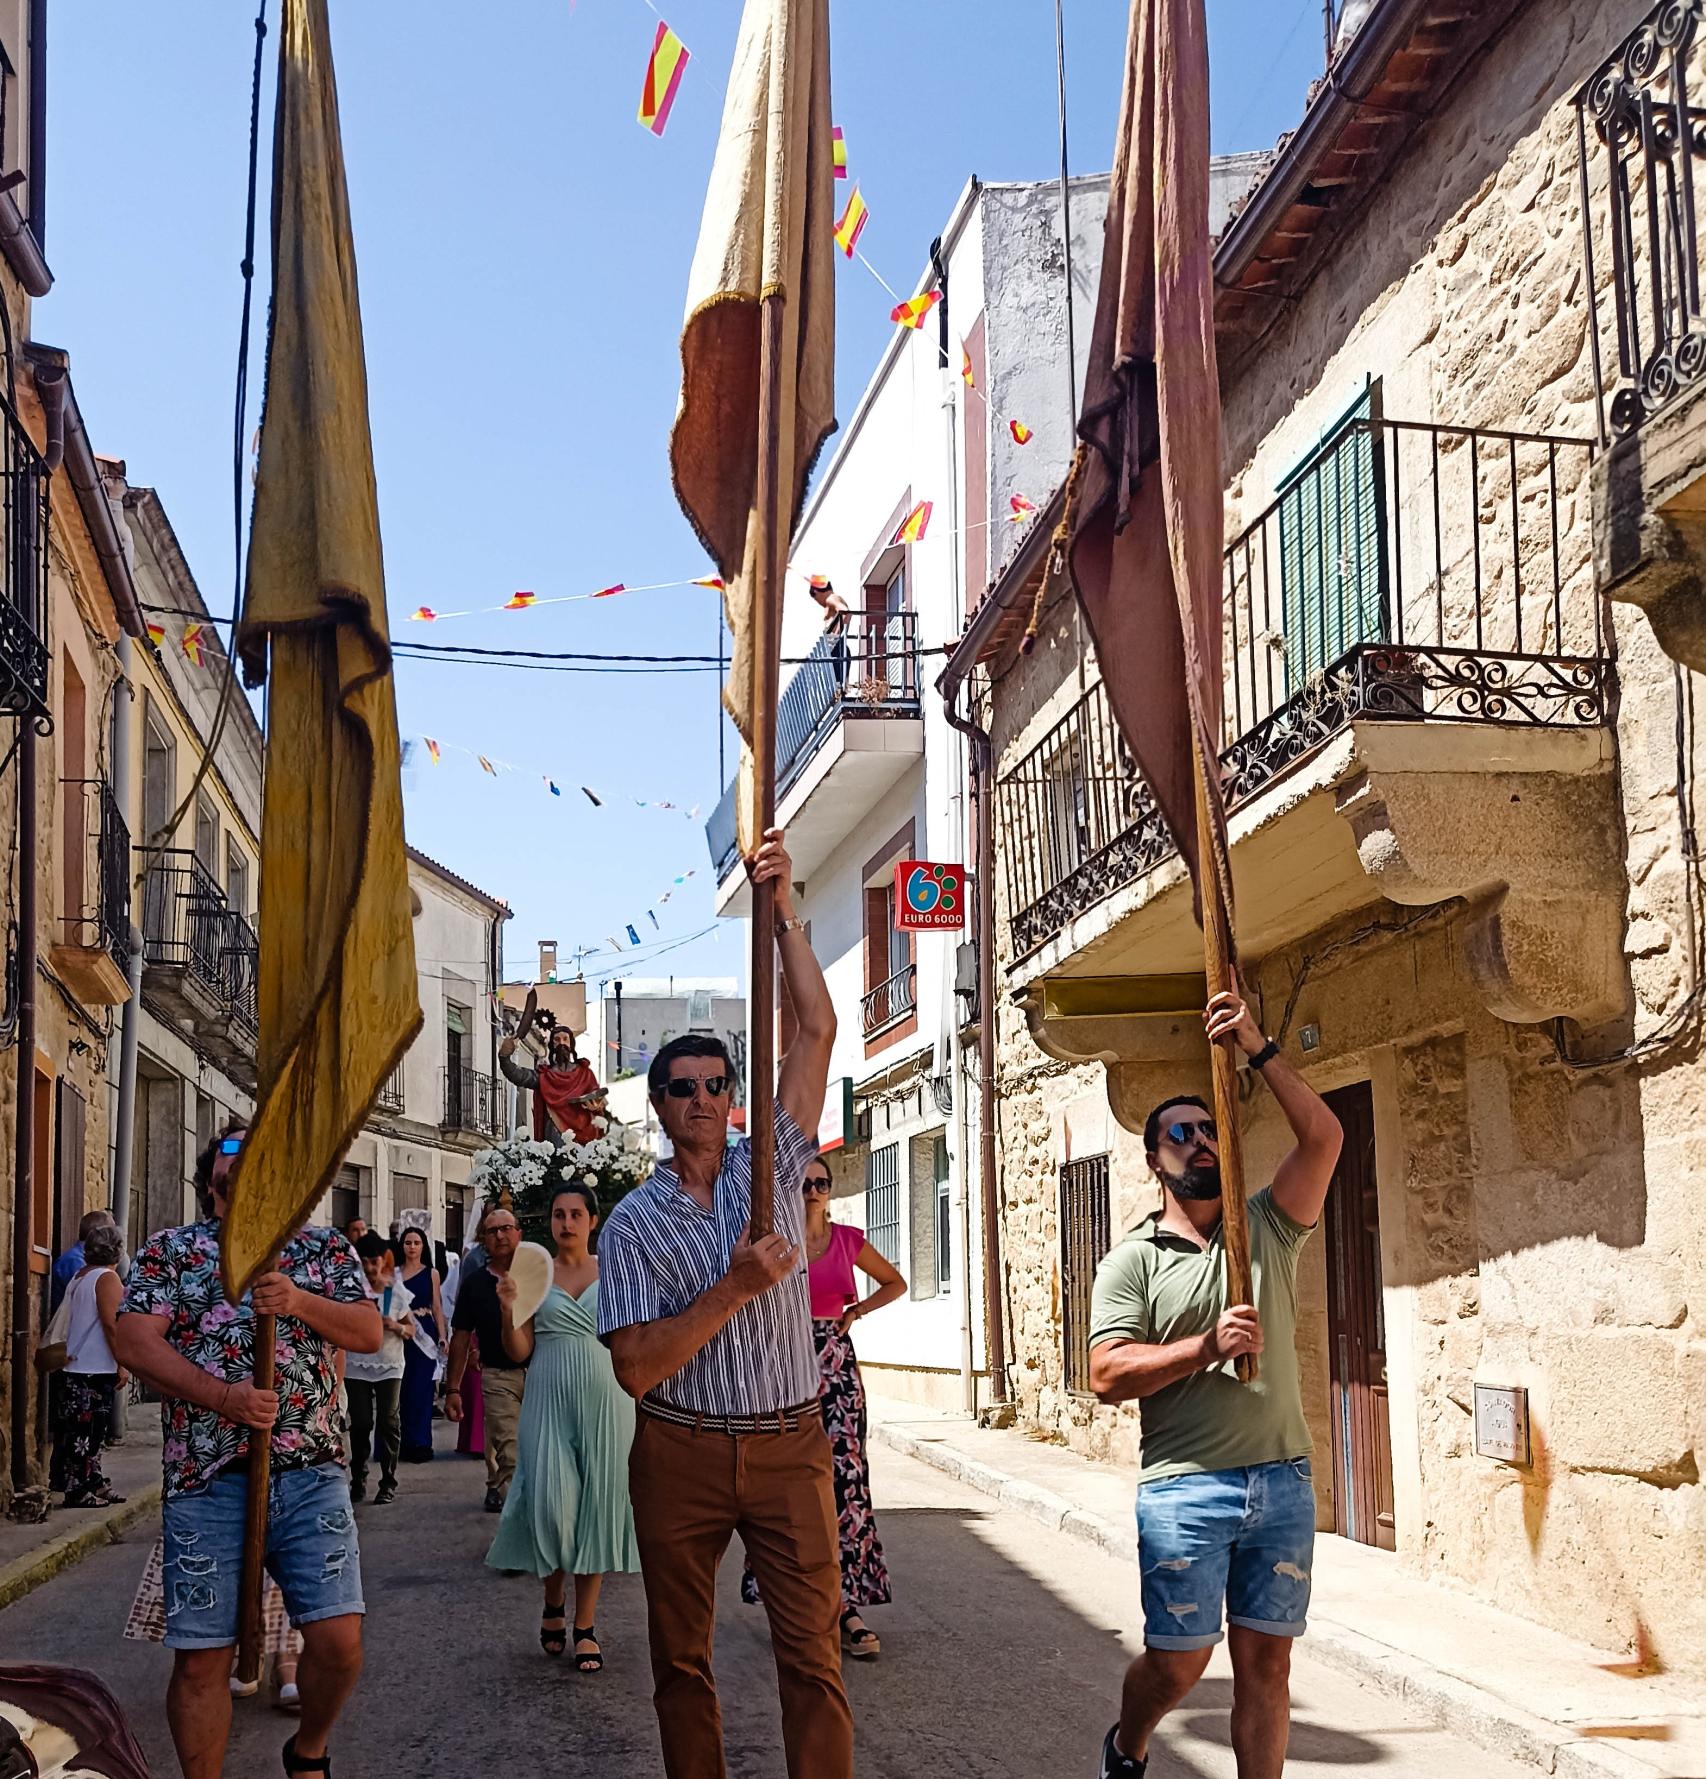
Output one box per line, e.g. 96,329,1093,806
1060,1154,1111,1395
866,1142,901,1265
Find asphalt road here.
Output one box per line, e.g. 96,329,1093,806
3,1426,1537,1778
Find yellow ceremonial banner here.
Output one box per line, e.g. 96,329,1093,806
224,0,421,1299
669,0,836,853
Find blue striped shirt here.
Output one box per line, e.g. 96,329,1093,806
596,1106,819,1416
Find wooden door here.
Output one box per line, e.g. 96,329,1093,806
1323,1083,1395,1550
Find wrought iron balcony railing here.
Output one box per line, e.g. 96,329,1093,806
861,962,917,1038
140,847,258,1036
0,391,50,724
707,610,922,874
61,778,132,975
999,413,1610,960
443,1065,504,1138
376,1059,406,1115
1577,0,1706,437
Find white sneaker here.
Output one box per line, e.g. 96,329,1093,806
228,1675,259,1699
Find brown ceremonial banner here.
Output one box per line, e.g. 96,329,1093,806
1065,0,1233,932
224,0,422,1298
670,0,837,855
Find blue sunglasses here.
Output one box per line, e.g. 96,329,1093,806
218,1136,245,1156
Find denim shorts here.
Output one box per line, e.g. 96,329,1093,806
1135,1458,1316,1650
161,1461,364,1649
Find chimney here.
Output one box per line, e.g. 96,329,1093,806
539,940,558,983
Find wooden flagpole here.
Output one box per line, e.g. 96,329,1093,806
746,291,787,1239
235,1266,279,1687
1192,734,1256,1384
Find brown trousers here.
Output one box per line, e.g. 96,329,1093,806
481,1365,526,1496
629,1412,854,1779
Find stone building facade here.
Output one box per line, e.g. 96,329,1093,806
948,0,1706,1679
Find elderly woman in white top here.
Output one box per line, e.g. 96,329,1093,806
56,1220,128,1507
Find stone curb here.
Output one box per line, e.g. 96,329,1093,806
0,1485,161,1614
871,1420,1667,1779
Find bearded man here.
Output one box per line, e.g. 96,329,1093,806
498,999,607,1148
1087,982,1342,1779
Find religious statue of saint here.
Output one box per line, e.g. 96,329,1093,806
498,993,608,1149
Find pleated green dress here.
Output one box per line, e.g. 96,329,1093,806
486,1280,640,1577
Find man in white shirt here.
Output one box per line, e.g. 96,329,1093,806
345,1233,414,1505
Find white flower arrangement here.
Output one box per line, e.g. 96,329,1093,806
471,1121,654,1246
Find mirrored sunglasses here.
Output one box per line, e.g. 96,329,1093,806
218,1136,245,1156
663,1075,731,1100
1163,1118,1217,1147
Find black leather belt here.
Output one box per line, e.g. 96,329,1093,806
640,1395,822,1435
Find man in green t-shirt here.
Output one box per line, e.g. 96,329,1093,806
1088,983,1342,1779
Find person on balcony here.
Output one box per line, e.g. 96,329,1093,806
498,999,608,1149
1087,982,1342,1779
809,575,853,691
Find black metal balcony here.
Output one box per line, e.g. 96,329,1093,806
443,1065,503,1139
140,848,259,1075
707,610,922,875
861,962,917,1038
61,778,132,976
999,414,1611,959
376,1059,406,1115
0,391,50,725
1576,1,1706,437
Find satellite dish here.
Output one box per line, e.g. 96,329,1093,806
506,1242,553,1325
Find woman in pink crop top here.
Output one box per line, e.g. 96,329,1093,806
741,1152,906,1658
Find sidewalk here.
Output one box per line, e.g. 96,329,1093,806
0,1422,161,1612
868,1399,1705,1779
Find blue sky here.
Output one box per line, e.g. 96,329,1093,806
47,0,1328,994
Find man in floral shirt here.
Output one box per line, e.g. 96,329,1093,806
115,1123,380,1779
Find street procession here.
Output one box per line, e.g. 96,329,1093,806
3,0,1706,1774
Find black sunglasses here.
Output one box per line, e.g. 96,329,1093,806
802,1175,832,1194
1162,1118,1217,1147
663,1075,731,1100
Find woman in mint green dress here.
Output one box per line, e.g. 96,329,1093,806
486,1182,638,1671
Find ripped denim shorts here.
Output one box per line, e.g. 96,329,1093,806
161,1461,364,1649
1134,1458,1315,1650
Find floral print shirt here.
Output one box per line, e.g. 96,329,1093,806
122,1218,367,1498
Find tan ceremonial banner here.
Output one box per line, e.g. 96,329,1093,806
224,0,421,1298
670,0,836,851
1065,0,1232,930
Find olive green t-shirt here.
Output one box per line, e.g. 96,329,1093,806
1089,1187,1313,1483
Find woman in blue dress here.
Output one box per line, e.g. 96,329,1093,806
396,1228,442,1463
486,1181,639,1672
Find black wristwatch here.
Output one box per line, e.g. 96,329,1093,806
1248,1038,1281,1071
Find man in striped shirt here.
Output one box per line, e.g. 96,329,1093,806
599,828,851,1779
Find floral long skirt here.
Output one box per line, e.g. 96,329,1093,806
741,1320,892,1610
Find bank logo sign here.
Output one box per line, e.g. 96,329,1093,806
894,860,967,931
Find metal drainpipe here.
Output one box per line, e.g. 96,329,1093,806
933,233,977,1416
110,629,140,1247
10,718,39,1492
941,678,1007,1405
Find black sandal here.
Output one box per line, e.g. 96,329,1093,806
282,1735,330,1775
841,1608,881,1660
540,1604,568,1658
573,1625,603,1673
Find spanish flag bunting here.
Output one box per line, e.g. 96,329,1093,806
410,606,437,622
693,574,725,590
424,738,441,764
591,583,626,599
146,620,166,649
834,186,868,259
961,345,975,388
181,623,207,667
890,289,942,330
504,591,537,611
892,500,933,546
582,787,604,808
1010,419,1033,445
1010,493,1038,522
832,124,848,178
477,755,498,777
637,20,690,138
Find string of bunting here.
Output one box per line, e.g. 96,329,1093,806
400,732,702,822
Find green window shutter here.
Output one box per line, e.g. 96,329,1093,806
1278,385,1386,693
